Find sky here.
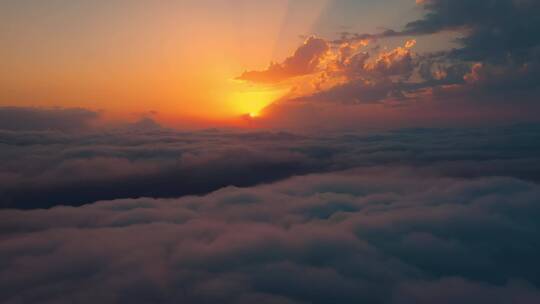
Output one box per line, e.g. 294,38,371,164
4,0,537,129
1,1,540,303
1,0,458,127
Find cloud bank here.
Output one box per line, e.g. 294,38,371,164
1,169,540,303
237,37,330,83
2,108,540,209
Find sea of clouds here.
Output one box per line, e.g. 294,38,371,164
1,107,540,303
1,169,540,303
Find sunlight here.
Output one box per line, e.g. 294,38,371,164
228,86,287,117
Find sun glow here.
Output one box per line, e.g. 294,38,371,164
0,0,334,127
228,86,287,118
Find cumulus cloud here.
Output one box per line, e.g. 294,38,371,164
237,37,330,83
238,37,420,104
288,39,418,106
237,0,540,129
402,0,540,94
1,168,539,303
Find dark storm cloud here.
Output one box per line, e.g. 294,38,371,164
1,169,540,303
0,107,99,131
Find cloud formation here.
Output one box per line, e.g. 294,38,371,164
404,0,540,94
1,168,540,303
405,0,540,61
236,0,540,129
237,37,330,83
2,109,540,210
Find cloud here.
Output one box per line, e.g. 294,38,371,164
237,37,330,83
2,112,540,210
0,128,316,209
394,278,540,304
1,168,539,303
0,107,99,131
402,0,540,93
238,0,540,129
405,0,540,61
364,40,417,78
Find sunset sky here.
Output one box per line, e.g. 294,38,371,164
2,1,540,303
1,0,464,126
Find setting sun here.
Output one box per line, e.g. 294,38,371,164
228,86,287,118
249,112,260,118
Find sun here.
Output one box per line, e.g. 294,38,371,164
228,85,287,118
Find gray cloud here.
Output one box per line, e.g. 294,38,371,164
404,0,540,62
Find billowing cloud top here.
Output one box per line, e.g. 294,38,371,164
235,0,540,129
237,37,330,83
1,107,540,303
2,149,540,303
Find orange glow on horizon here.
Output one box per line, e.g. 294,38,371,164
0,0,333,126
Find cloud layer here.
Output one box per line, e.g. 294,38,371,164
1,108,539,303
2,107,540,209
1,169,540,303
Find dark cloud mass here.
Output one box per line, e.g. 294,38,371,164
403,0,540,94
405,0,540,61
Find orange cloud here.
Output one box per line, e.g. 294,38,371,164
365,40,416,78
237,37,330,83
236,37,420,113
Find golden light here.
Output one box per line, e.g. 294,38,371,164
0,0,333,126
228,85,287,118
